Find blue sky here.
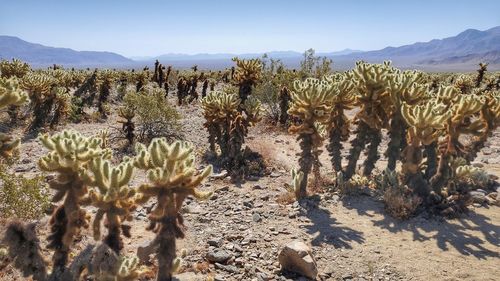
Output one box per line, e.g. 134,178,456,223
1,0,499,57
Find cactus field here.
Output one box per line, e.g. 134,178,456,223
0,57,499,281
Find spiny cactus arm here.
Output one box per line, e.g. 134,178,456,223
0,77,30,108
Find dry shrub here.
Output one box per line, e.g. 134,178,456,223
276,189,295,205
0,164,50,219
383,187,422,220
193,261,210,273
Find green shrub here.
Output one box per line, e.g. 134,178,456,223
0,164,50,219
124,87,181,141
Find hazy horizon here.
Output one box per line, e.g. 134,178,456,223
1,0,499,57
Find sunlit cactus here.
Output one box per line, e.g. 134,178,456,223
86,157,138,254
401,98,452,197
201,90,239,153
288,78,335,199
0,58,30,78
133,139,212,281
21,72,56,130
50,87,71,128
96,70,118,118
118,106,136,145
37,130,111,273
384,70,427,171
0,77,29,158
344,61,393,179
232,57,262,105
324,73,356,172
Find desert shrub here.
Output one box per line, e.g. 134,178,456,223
383,186,422,220
124,87,181,142
0,164,50,219
253,79,280,121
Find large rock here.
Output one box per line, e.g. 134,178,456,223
278,241,318,279
469,191,486,204
206,249,233,263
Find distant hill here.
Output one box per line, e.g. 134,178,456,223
331,26,500,71
0,36,132,67
1,27,499,71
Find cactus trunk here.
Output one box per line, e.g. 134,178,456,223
327,112,347,172
424,142,438,179
386,114,406,171
297,133,313,199
344,121,370,179
363,128,382,176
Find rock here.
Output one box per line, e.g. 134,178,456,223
278,241,318,280
137,240,158,262
206,249,233,263
484,196,497,206
469,191,486,204
212,170,229,179
173,272,205,281
215,263,240,274
208,238,224,247
256,272,270,281
487,192,498,199
253,213,262,222
253,185,264,190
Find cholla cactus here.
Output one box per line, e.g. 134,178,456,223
288,78,335,199
90,253,150,281
345,61,393,179
400,99,452,197
201,90,262,180
475,63,488,87
385,70,427,171
133,139,212,281
21,72,56,130
324,73,356,172
38,130,111,273
50,87,71,128
201,91,239,154
118,106,136,145
0,77,29,158
0,58,30,78
96,70,118,118
86,157,138,254
232,57,262,105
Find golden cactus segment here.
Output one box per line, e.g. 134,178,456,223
232,57,262,85
288,78,336,128
87,157,137,241
0,58,30,78
401,100,452,145
39,130,111,174
0,77,29,158
21,72,54,96
201,91,240,122
352,61,394,130
386,70,427,109
134,139,212,200
0,77,29,108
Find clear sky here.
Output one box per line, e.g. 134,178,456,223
1,0,499,57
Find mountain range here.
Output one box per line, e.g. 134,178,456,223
0,26,499,71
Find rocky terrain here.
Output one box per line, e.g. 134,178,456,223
1,92,499,281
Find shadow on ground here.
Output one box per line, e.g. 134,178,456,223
342,196,499,260
299,196,365,248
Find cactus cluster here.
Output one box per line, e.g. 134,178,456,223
0,77,29,158
287,78,335,198
133,139,212,280
202,90,263,180
3,130,210,281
